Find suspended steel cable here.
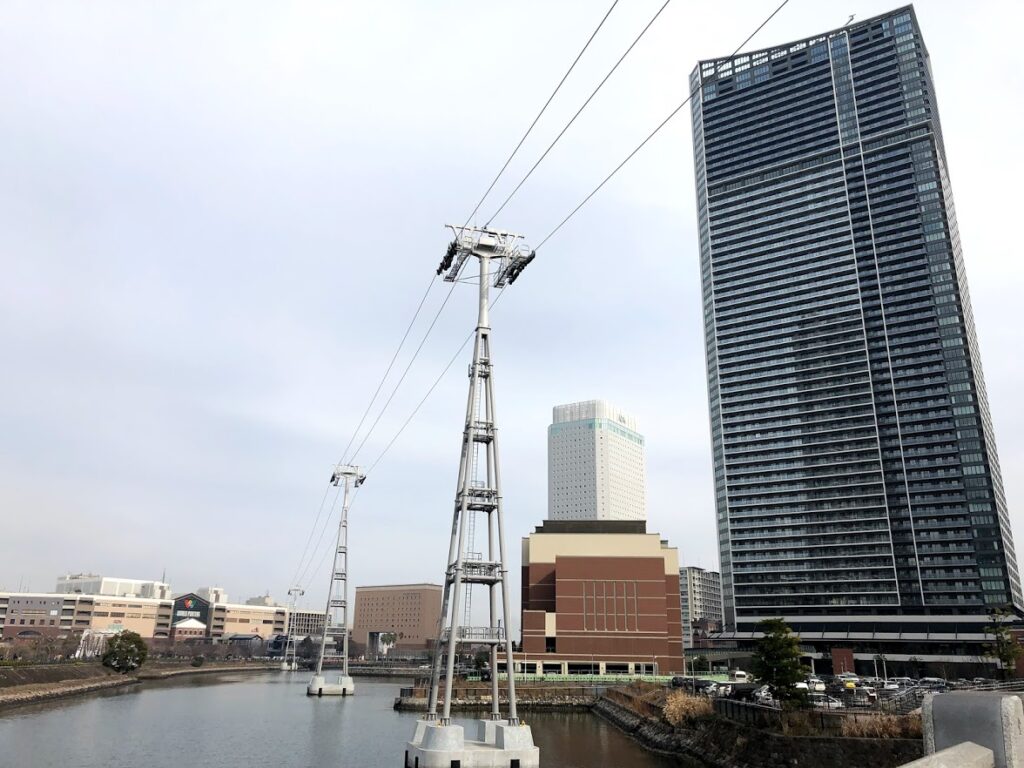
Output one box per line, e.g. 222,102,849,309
535,0,793,250
461,0,621,228
485,0,673,226
338,274,437,464
290,0,792,596
302,289,508,585
345,280,458,464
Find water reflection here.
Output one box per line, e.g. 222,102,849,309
0,672,687,767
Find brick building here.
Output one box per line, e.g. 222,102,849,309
518,520,684,675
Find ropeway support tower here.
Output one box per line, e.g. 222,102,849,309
405,226,539,768
280,584,304,671
307,463,364,697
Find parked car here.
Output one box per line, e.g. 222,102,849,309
809,694,844,710
841,686,878,707
918,677,947,691
729,670,751,684
793,681,809,692
753,685,775,706
727,683,761,702
805,677,826,692
836,672,860,685
885,677,915,690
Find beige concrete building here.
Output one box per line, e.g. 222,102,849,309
0,592,173,641
287,608,327,640
213,602,285,639
352,584,442,653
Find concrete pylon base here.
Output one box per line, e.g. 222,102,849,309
306,674,355,696
404,719,539,768
280,661,297,671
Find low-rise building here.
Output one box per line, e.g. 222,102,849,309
171,592,285,640
287,608,327,640
0,591,173,641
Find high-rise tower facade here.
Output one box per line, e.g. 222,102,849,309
679,566,723,649
690,7,1021,635
548,400,646,522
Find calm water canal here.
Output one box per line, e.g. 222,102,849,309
0,672,687,768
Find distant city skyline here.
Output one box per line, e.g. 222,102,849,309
2,2,1023,621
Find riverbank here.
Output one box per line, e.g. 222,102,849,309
0,661,277,710
592,695,924,768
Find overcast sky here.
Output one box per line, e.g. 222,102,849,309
2,0,1023,626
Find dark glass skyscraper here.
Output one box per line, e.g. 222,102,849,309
690,7,1022,637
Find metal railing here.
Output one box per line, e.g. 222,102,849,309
440,626,504,642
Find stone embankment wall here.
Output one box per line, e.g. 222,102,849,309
135,661,277,680
0,665,134,708
394,694,595,712
0,661,277,710
593,696,924,768
394,683,601,712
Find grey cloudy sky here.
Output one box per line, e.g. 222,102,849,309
2,1,1023,624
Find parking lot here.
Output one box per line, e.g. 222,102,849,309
668,671,1003,714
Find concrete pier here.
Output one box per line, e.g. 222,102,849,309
405,718,539,768
306,674,355,697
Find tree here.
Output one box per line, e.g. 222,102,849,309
474,649,490,669
908,656,924,680
750,619,807,701
298,636,315,660
693,655,710,673
102,631,148,673
58,633,80,660
986,607,1023,680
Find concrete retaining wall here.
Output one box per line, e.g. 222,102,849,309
594,696,923,768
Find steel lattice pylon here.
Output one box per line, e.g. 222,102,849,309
281,584,304,671
308,463,364,695
426,225,535,726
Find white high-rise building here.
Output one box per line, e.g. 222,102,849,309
547,400,646,521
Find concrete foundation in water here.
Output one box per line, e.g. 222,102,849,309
404,719,539,768
306,674,355,697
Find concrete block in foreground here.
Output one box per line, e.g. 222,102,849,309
924,692,1024,768
306,674,355,696
405,719,539,768
901,741,993,768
